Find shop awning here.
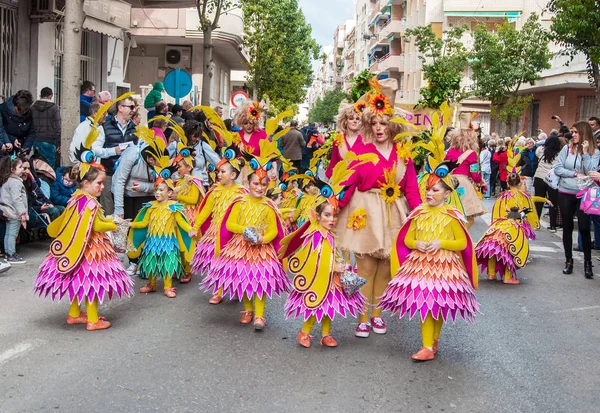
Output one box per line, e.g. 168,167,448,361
83,16,124,39
444,11,522,22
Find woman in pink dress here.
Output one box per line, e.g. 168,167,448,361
326,103,364,179
336,84,422,339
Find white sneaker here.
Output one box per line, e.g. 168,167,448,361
0,261,10,273
126,263,138,276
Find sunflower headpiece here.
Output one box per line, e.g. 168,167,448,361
75,91,135,179
135,125,176,189
365,78,395,117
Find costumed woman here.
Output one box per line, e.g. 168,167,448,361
325,102,364,179
280,155,374,348
444,120,486,229
202,138,290,330
33,98,134,330
336,79,422,338
189,108,248,304
128,131,193,298
378,156,478,361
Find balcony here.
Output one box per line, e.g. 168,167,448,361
379,18,406,39
370,53,405,73
443,0,523,13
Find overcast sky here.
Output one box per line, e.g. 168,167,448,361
298,0,355,52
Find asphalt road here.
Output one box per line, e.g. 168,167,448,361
1,199,600,413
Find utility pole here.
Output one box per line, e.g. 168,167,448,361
61,0,84,165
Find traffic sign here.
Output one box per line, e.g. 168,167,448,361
163,68,193,104
231,91,249,108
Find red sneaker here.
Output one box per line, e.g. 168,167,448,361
297,331,312,348
209,294,223,304
355,322,370,338
239,311,253,324
371,316,387,334
320,335,338,347
87,319,111,331
179,274,192,283
253,316,266,331
66,312,88,325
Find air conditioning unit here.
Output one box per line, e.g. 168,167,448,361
30,0,66,19
165,46,192,69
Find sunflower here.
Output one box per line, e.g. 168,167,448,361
333,131,344,147
354,101,367,115
232,132,242,145
347,208,367,230
369,93,393,116
379,166,401,204
248,102,262,120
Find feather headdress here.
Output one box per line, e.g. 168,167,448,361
74,91,135,179
149,115,194,167
311,153,378,212
135,125,176,189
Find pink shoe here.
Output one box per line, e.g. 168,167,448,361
371,316,387,334
355,322,370,338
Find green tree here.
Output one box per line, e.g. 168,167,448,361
404,25,470,108
195,0,235,106
548,0,600,112
308,87,348,125
470,14,552,122
348,69,376,102
240,0,320,113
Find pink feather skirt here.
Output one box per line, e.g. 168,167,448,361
202,234,290,300
34,232,134,305
378,249,479,323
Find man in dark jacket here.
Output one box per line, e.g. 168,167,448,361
30,87,61,168
0,90,35,153
280,120,305,170
100,97,137,214
80,81,95,122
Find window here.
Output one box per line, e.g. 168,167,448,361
0,4,16,101
80,30,102,91
222,71,229,104
54,26,101,107
580,96,597,121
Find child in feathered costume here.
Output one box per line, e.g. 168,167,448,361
33,93,135,331
491,138,547,230
202,138,290,330
378,153,479,362
476,145,543,285
279,154,375,348
151,116,206,284
475,206,534,285
188,108,249,304
128,129,194,298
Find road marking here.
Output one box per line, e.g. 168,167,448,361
551,305,600,314
0,341,39,365
529,245,559,253
480,213,491,226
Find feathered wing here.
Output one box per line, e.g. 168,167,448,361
48,192,98,273
279,223,334,309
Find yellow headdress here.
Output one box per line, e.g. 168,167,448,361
507,137,523,174
311,153,377,212
74,91,135,179
149,115,194,167
135,125,176,189
241,109,294,181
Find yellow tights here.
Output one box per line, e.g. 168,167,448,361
420,314,444,349
243,294,266,317
356,255,391,323
487,258,514,281
301,316,332,336
68,298,100,323
148,275,173,289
